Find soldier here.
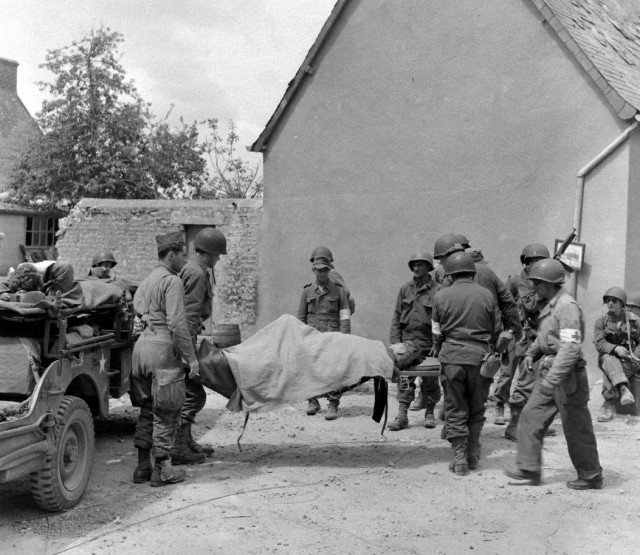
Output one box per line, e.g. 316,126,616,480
88,250,117,279
593,287,637,422
298,253,351,420
505,259,603,489
626,291,640,318
432,251,500,475
171,228,227,464
130,231,199,487
498,244,549,436
388,252,441,431
5,260,83,308
309,246,355,314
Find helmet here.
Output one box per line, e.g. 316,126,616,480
408,251,434,271
603,286,627,305
453,234,470,248
195,228,227,255
520,243,550,264
528,259,565,283
92,250,117,267
309,246,333,263
443,251,476,276
626,291,640,309
433,234,465,259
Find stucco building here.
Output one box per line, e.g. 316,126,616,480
251,0,640,368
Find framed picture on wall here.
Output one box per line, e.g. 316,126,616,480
554,240,585,271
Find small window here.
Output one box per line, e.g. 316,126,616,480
26,216,58,247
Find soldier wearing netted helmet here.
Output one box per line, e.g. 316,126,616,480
505,259,602,490
593,286,638,422
387,251,441,431
432,251,500,476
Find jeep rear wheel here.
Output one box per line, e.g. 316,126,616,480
30,396,95,511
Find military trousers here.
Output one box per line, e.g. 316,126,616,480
508,358,541,408
182,338,207,423
396,375,441,409
516,367,601,479
493,342,518,405
599,354,636,401
130,329,186,458
440,363,491,439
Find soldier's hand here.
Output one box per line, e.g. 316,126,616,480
189,358,200,379
523,355,534,372
614,346,630,359
428,347,439,358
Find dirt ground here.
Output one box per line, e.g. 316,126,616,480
2,380,640,555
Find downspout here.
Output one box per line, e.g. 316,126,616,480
571,115,639,298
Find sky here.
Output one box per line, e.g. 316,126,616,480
0,0,336,164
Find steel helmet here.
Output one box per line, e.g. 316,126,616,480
626,291,640,309
92,250,117,267
408,251,434,271
528,259,565,283
453,234,470,248
433,234,465,259
520,243,550,264
195,228,227,255
603,286,627,305
309,246,334,263
443,251,476,276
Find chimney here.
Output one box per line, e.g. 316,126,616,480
0,57,18,93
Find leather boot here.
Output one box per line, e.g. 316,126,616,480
387,404,409,431
566,474,604,490
620,385,635,406
424,406,436,428
170,424,206,465
150,457,186,487
325,402,339,421
504,404,521,442
494,402,506,425
185,422,215,456
306,399,320,415
132,448,152,483
597,400,614,422
410,391,425,411
449,436,469,476
467,423,483,470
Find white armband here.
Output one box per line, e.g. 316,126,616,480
339,308,351,320
432,320,441,336
560,328,581,343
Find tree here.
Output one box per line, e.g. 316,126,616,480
8,27,209,210
201,119,263,199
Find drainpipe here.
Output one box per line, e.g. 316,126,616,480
571,115,639,298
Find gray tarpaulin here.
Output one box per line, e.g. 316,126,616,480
221,314,394,413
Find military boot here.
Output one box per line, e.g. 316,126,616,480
448,436,469,476
150,457,186,487
387,404,409,431
410,391,425,411
325,402,339,421
597,400,614,422
504,404,521,442
494,402,506,425
185,422,215,456
306,399,320,416
170,424,206,465
620,385,635,406
132,448,152,483
467,423,483,470
424,406,436,429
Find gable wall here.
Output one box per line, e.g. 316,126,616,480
258,0,633,369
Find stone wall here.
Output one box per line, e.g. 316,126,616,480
56,198,262,339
